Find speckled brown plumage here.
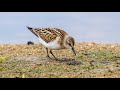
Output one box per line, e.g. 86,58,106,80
31,28,68,43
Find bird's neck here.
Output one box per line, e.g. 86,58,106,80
63,35,70,49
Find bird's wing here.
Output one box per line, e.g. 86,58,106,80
53,28,68,39
31,28,58,43
27,27,68,43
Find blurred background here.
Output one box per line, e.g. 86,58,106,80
0,12,120,44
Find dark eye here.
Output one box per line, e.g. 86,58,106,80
68,43,71,46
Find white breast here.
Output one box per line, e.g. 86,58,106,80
38,37,61,49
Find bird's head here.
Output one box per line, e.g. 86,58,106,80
65,36,76,56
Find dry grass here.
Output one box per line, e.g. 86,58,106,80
0,42,120,78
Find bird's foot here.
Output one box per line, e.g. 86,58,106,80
46,55,52,60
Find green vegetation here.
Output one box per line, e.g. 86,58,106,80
0,56,10,63
77,49,120,61
0,67,4,72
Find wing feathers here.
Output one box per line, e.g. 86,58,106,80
27,27,67,43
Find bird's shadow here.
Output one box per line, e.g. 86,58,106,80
37,57,82,66
54,58,82,65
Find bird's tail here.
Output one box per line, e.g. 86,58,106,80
27,26,38,37
27,26,33,30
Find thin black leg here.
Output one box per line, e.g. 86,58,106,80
46,48,51,59
50,50,58,60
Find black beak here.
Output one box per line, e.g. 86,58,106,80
72,47,76,56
